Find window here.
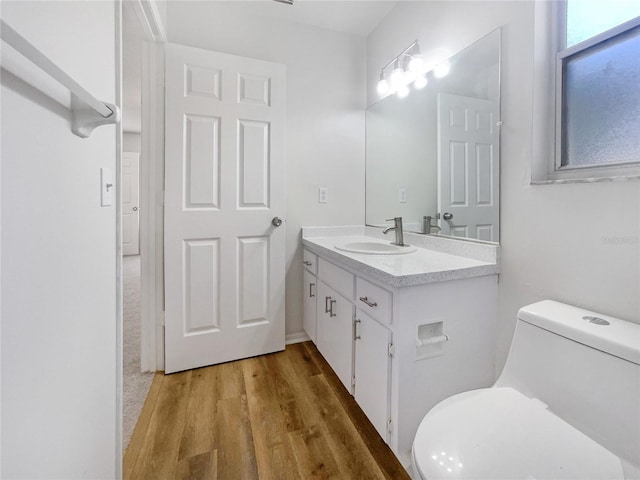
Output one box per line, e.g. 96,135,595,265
532,1,640,182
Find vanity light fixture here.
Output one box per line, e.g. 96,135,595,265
376,40,450,98
433,61,451,78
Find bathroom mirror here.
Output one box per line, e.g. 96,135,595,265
366,29,501,242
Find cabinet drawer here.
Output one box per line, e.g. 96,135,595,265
356,277,392,325
318,258,354,300
302,249,317,274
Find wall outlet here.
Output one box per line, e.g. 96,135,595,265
318,187,329,204
399,188,407,203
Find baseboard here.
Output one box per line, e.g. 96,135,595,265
285,332,310,345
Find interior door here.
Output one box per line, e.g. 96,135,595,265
122,152,140,256
164,43,286,374
437,93,499,241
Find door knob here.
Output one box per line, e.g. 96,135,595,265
271,217,283,227
443,212,453,220
132,206,138,211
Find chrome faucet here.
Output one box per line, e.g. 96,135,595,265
423,215,441,235
383,217,407,246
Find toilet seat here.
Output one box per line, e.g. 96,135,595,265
412,387,624,479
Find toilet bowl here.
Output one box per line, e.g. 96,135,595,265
411,300,640,479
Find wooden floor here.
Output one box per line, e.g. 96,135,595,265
124,342,410,480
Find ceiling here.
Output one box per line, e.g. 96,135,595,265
122,1,398,133
207,0,398,37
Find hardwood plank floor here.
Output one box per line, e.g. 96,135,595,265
124,342,410,480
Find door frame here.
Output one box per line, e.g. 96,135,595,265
124,0,167,372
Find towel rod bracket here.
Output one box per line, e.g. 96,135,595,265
71,95,120,138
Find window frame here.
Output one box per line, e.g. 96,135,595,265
532,1,640,183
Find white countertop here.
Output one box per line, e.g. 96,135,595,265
302,227,500,288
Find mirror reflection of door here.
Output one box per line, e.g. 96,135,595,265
437,93,499,242
122,151,140,256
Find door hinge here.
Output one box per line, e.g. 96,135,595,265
351,375,356,390
388,343,395,357
387,418,393,433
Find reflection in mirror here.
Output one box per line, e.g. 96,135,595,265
366,29,501,242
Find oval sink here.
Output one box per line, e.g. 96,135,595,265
335,240,417,255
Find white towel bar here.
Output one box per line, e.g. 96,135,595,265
0,19,120,138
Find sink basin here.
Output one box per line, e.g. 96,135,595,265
335,240,417,255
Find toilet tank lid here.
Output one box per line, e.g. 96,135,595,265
518,301,640,365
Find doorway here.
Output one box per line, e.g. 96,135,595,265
121,3,155,450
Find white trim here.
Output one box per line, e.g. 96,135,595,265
114,1,123,477
139,39,166,372
286,332,311,345
123,0,167,43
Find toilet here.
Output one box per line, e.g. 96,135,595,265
412,300,640,479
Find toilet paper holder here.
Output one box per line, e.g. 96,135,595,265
416,320,448,360
415,334,449,347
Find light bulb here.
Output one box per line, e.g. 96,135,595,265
377,78,390,95
396,85,410,98
389,67,406,90
408,55,427,74
403,70,417,84
414,75,428,89
434,61,451,78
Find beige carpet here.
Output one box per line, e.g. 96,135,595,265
123,255,154,450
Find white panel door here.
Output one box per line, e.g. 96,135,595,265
437,93,499,241
122,152,140,256
354,310,391,440
164,43,286,373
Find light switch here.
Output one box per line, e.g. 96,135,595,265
318,187,328,204
399,188,407,203
101,167,113,207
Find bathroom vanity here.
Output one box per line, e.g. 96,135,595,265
301,226,500,467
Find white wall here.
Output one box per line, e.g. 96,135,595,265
166,1,366,336
367,1,640,371
1,1,119,478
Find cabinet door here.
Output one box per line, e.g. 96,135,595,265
303,269,317,343
354,309,392,441
316,281,354,393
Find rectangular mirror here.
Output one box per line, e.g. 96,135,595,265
366,28,501,243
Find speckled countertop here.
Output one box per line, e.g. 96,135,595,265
302,226,500,288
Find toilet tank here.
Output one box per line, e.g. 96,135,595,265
495,300,640,468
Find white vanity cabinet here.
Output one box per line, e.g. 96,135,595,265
315,256,395,441
316,281,354,392
302,250,318,342
302,232,499,469
354,309,392,440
